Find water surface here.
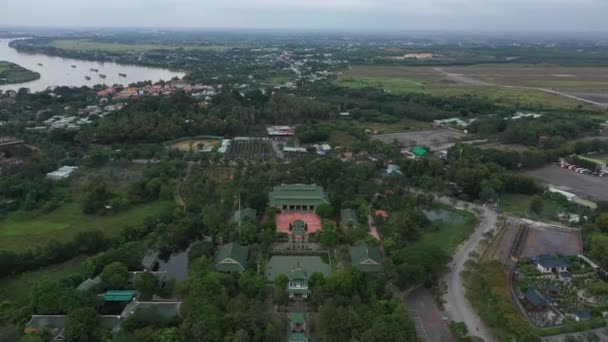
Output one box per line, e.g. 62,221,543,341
0,39,185,92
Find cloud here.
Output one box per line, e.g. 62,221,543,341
0,0,607,31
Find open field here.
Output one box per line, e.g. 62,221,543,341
500,194,567,221
0,201,172,251
524,165,608,202
170,138,221,152
373,128,467,150
0,60,40,84
339,65,608,109
0,256,85,305
519,225,581,258
49,39,230,52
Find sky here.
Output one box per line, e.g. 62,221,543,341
1,0,608,32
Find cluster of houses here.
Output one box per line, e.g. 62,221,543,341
97,80,218,100
520,254,594,326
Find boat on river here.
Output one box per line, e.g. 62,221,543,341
119,73,127,77
90,68,99,72
99,74,106,79
85,76,91,80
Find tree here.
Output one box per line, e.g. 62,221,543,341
529,195,544,215
65,307,101,342
316,203,335,219
134,272,159,300
101,262,129,288
320,224,339,248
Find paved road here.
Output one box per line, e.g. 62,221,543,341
406,287,454,342
437,197,497,342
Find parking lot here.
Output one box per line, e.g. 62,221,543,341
373,128,466,151
406,287,453,342
524,165,608,202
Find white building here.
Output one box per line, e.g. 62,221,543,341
46,166,78,180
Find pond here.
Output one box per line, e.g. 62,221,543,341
423,208,465,225
0,38,185,92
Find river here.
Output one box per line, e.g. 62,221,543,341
0,39,185,92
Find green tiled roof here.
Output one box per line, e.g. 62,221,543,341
214,243,249,273
232,208,257,222
412,146,428,156
103,290,136,302
268,184,329,207
289,267,309,281
349,244,382,272
340,209,359,229
290,333,308,342
289,312,307,324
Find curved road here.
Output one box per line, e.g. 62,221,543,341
437,197,497,341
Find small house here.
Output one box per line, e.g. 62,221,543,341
103,290,136,302
412,146,428,158
232,208,257,223
349,244,382,272
524,289,547,312
575,310,592,322
340,209,360,230
535,254,567,274
289,312,307,333
141,251,160,271
214,243,249,273
289,333,308,342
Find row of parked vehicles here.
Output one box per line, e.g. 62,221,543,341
559,161,607,177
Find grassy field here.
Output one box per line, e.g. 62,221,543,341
338,65,608,110
0,61,40,85
416,206,478,254
0,201,172,251
0,256,86,305
499,194,565,220
49,39,230,52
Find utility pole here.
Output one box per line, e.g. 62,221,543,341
238,193,242,241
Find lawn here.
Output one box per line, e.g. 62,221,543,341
49,39,230,52
499,194,565,220
416,206,478,254
0,201,172,251
0,256,86,305
0,61,40,85
337,65,604,110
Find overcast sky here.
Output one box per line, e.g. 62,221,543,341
1,0,607,31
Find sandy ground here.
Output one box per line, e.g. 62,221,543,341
519,226,581,258
373,129,466,150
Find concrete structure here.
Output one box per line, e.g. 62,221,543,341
214,243,248,273
46,166,78,180
268,184,329,211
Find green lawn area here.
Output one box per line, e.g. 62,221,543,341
49,39,230,52
0,61,40,85
260,75,291,86
416,206,478,254
338,76,426,93
499,194,565,220
0,201,172,251
336,77,597,110
0,257,86,305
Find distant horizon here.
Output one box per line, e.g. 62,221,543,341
1,0,607,33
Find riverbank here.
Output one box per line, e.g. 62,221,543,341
0,61,40,85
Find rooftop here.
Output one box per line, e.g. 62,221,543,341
349,244,382,272
268,184,329,207
524,289,546,308
103,290,136,302
214,242,249,273
536,254,568,269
